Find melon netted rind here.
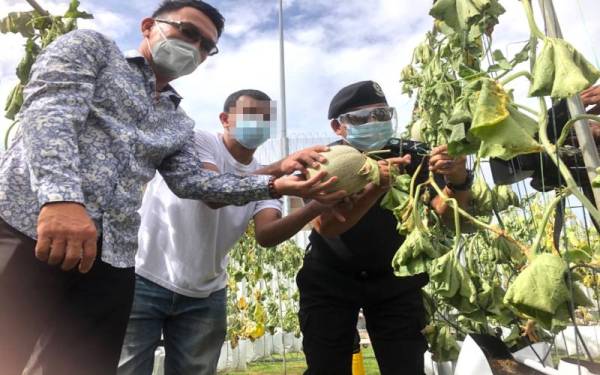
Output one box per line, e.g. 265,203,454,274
306,145,380,195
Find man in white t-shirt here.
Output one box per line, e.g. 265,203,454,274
118,89,343,375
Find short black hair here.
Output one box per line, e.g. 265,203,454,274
152,0,225,37
223,89,271,112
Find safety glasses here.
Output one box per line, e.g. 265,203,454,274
338,107,396,126
154,18,219,56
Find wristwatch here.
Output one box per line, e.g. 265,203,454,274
445,170,474,191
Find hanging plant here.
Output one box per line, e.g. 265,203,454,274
1,0,92,147
394,0,600,362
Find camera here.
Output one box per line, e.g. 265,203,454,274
379,137,429,172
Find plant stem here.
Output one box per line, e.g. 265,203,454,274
522,0,546,41
4,120,19,149
409,161,423,201
513,103,540,117
537,97,600,225
428,179,492,230
530,191,565,255
450,197,461,253
428,178,531,257
500,71,533,86
25,0,49,16
412,183,429,233
556,114,600,147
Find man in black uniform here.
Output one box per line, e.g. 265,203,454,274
296,80,473,375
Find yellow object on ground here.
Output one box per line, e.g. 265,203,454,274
352,350,366,375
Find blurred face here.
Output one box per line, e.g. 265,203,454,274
224,96,274,128
221,96,277,150
141,6,219,64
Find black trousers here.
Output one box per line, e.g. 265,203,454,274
297,252,427,375
0,218,135,375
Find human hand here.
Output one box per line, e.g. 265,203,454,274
428,144,468,184
376,154,412,190
581,85,600,115
273,171,347,205
35,202,98,273
279,145,328,175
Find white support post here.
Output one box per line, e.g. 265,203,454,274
538,0,600,210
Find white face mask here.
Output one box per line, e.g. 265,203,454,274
147,23,201,78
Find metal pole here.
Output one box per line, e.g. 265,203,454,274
278,0,289,158
538,0,600,210
278,0,291,221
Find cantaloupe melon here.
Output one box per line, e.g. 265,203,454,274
306,145,380,195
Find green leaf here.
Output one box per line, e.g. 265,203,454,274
64,0,93,19
392,228,449,277
592,173,600,187
513,41,532,65
423,324,461,362
492,234,525,264
429,0,504,33
4,84,24,120
492,49,512,70
447,123,481,156
429,250,479,313
504,254,570,329
16,39,40,83
563,249,592,264
469,79,541,160
493,184,519,211
458,63,481,79
529,37,600,98
593,167,600,187
0,11,35,38
380,174,411,210
470,175,494,217
430,0,461,31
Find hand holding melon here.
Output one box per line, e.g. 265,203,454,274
305,145,411,196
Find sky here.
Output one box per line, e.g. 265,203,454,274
1,0,600,146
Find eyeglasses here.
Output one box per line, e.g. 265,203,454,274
154,18,219,56
338,107,396,126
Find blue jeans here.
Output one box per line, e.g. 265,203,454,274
118,275,227,375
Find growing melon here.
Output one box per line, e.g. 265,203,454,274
306,145,380,195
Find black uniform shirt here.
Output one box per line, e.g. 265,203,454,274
308,138,436,287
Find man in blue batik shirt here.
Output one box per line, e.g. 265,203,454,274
0,1,343,374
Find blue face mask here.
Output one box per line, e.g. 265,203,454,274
345,120,394,151
231,120,272,149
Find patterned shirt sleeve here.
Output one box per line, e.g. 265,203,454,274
20,30,108,207
159,132,272,206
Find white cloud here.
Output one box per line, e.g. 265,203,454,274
78,7,136,40
1,0,600,149
173,0,434,136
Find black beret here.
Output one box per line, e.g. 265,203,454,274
328,80,388,119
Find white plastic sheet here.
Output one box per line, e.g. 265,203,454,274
512,342,554,368
558,359,600,375
555,326,600,358
423,351,454,375
453,335,494,375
